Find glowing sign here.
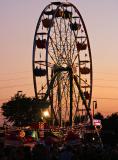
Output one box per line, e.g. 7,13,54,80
93,119,101,126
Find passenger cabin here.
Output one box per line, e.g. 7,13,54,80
62,10,72,19
44,10,55,16
77,42,87,51
80,67,90,74
36,39,46,49
34,67,47,77
44,9,63,17
84,91,90,100
70,22,81,31
42,18,54,28
55,9,63,17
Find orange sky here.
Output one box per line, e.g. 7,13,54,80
0,0,118,124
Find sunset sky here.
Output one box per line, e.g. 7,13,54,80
0,0,118,123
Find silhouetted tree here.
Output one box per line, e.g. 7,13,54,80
101,112,118,146
1,92,42,127
103,112,118,132
94,112,104,120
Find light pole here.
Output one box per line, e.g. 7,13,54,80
93,101,97,118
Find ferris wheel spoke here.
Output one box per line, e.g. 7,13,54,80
55,18,69,61
69,23,73,60
72,51,79,66
49,36,59,63
48,53,57,65
61,77,70,120
71,40,77,62
63,17,70,57
64,21,73,62
53,20,59,49
73,83,79,107
54,89,59,120
49,36,67,65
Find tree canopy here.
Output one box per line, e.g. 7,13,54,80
94,112,104,120
1,92,45,127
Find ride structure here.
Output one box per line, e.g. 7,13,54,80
32,1,93,127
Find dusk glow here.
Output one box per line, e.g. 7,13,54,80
0,0,118,125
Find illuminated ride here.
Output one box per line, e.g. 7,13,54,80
32,1,93,127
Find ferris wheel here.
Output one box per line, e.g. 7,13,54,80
32,1,93,126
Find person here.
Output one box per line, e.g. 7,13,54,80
58,145,74,160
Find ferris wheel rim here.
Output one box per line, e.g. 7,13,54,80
32,1,93,125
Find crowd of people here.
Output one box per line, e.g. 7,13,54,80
0,140,118,160
0,125,118,160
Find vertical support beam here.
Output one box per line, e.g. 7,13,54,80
69,68,73,126
50,90,54,125
57,73,62,126
50,70,54,125
74,75,93,125
43,72,59,125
